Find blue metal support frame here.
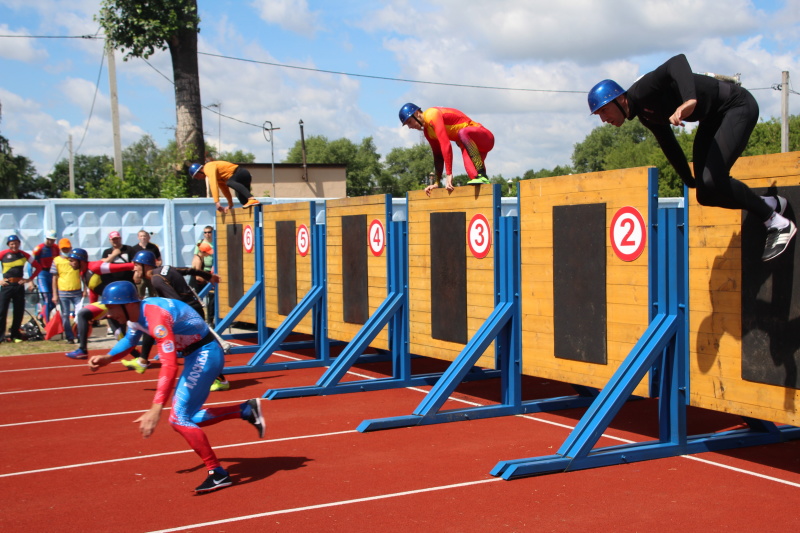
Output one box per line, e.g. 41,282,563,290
212,206,267,353
491,173,800,480
356,186,596,432
267,196,417,398
225,202,331,374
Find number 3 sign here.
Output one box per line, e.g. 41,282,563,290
610,206,646,262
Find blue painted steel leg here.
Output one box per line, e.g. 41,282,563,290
225,202,331,374
492,176,800,481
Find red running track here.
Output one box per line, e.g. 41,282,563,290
1,346,799,532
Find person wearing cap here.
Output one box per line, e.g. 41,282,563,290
189,161,260,213
87,280,265,493
129,230,162,298
31,229,60,321
0,235,42,343
127,250,230,391
50,238,83,344
588,54,796,262
101,231,135,334
398,103,495,196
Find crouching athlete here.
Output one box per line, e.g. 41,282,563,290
88,281,265,493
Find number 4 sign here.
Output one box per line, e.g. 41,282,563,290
610,206,646,262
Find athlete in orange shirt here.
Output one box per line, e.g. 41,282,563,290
189,160,260,213
399,103,495,196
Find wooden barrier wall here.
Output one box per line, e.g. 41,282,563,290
215,207,257,323
325,195,391,350
262,202,316,336
407,186,497,368
518,168,652,395
689,151,800,426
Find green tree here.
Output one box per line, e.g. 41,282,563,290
284,135,383,197
97,0,205,196
378,144,434,196
47,154,114,198
0,134,41,199
219,149,256,164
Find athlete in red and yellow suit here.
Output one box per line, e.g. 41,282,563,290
410,107,494,193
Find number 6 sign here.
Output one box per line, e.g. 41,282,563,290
610,206,646,262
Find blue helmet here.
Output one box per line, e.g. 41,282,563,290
398,102,421,125
588,79,626,114
68,248,89,262
133,250,157,267
6,234,20,244
189,163,204,178
102,281,140,305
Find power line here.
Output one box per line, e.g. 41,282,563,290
197,51,586,94
74,47,106,154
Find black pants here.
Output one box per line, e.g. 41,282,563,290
0,283,25,341
227,166,253,205
693,84,773,222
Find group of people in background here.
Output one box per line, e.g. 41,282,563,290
0,226,218,352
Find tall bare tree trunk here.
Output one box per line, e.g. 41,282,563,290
168,23,205,197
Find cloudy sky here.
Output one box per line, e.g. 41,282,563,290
1,0,798,182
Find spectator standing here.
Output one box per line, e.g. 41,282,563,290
51,238,83,344
129,230,162,298
0,235,42,343
101,231,135,335
31,229,60,321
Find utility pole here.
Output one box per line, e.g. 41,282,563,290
106,42,123,178
781,71,790,153
299,119,308,181
68,135,75,194
263,121,280,198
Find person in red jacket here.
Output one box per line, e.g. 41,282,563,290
399,103,495,195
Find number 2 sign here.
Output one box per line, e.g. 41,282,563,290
610,206,646,262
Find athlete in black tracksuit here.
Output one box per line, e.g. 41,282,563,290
591,54,796,261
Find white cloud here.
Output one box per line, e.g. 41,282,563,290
0,24,48,61
249,0,323,37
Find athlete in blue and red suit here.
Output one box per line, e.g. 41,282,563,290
88,281,265,493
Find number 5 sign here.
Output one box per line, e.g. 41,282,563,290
610,206,646,262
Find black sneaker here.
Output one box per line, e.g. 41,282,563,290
195,468,232,493
762,220,797,261
244,398,266,439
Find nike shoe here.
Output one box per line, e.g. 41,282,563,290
66,348,88,359
775,195,787,216
121,357,149,374
194,468,232,493
244,398,266,439
466,176,491,185
243,198,260,208
762,220,797,261
210,379,230,392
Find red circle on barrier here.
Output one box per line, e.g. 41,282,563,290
296,224,310,257
610,206,646,262
243,224,254,254
467,213,492,259
369,219,385,257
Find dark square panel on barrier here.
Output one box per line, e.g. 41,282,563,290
553,203,607,364
342,214,368,325
276,220,298,316
430,211,467,344
226,223,244,307
741,185,800,389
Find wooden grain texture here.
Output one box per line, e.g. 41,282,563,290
519,167,652,395
262,202,315,335
325,195,390,350
407,185,497,367
215,207,257,323
688,151,800,425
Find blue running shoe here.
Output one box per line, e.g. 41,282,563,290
66,348,88,359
